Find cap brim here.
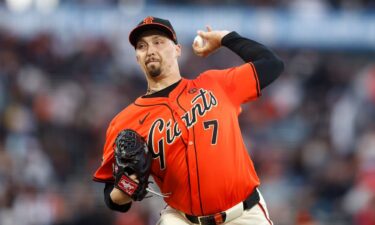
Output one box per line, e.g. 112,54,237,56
129,23,177,47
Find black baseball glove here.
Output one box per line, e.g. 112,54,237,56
113,129,152,201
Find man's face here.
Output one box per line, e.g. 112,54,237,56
135,30,181,78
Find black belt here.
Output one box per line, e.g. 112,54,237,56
185,189,260,225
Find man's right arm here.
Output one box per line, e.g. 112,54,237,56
104,183,132,212
221,31,284,90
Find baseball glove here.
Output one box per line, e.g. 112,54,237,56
113,129,152,201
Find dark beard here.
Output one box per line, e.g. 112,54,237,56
148,65,161,77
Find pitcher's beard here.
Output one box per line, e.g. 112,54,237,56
147,65,161,77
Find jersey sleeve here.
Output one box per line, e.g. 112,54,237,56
93,121,117,183
198,63,261,107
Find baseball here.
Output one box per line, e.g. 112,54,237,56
193,35,205,48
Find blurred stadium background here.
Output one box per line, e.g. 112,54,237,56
0,0,374,225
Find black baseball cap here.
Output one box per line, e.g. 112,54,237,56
129,16,178,47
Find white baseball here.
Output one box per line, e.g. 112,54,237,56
193,35,205,48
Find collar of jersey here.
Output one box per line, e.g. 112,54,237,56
134,78,189,105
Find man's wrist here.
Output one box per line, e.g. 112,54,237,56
221,31,241,46
219,30,231,40
110,187,132,205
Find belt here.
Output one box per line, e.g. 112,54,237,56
185,189,260,225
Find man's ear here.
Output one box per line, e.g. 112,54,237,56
175,44,182,57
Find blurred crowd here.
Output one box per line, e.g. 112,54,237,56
0,15,375,225
148,0,375,10
1,0,375,10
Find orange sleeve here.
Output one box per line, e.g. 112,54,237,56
198,63,261,107
93,121,117,183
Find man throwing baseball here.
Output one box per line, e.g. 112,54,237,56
93,16,284,225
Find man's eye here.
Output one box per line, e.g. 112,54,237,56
154,40,163,45
136,41,146,48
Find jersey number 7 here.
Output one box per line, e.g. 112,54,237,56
203,120,218,145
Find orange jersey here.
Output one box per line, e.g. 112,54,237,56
93,63,261,216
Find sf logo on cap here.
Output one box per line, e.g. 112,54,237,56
143,16,154,24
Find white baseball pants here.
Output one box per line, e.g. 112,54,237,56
157,189,273,225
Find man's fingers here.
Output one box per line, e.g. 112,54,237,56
197,30,206,38
193,48,208,57
129,174,139,183
192,48,203,56
193,26,221,57
192,46,205,57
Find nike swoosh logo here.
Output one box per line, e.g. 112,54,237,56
139,112,150,125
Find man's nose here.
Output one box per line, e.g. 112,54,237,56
146,44,157,55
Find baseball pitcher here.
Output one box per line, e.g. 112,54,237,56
93,16,284,225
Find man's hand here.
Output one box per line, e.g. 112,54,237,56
110,187,132,205
112,129,152,201
192,26,230,57
110,174,138,205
